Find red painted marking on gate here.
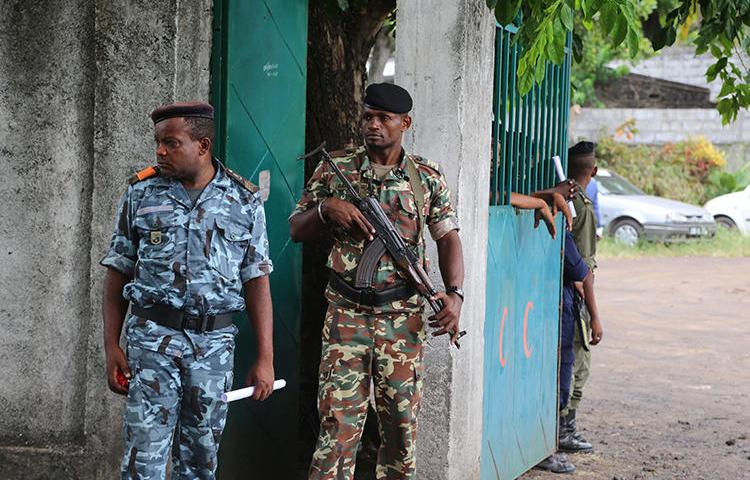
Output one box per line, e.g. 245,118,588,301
499,307,508,367
523,301,534,358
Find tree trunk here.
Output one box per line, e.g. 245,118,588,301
298,2,395,478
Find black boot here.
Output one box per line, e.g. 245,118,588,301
559,411,593,453
568,410,593,446
534,453,576,474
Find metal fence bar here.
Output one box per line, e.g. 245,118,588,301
491,30,503,205
506,40,518,198
512,48,522,195
531,80,540,192
490,25,571,203
552,64,561,164
500,30,510,204
561,32,572,173
544,65,554,189
524,85,533,194
516,82,529,193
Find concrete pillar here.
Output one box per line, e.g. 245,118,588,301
0,1,212,478
396,1,495,479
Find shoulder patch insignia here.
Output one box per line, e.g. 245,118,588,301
225,166,259,193
328,145,364,159
127,166,160,185
409,154,442,175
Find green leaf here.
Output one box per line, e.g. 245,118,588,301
665,25,676,47
718,79,736,98
611,13,628,47
494,0,522,26
627,29,639,57
560,3,574,31
587,0,605,17
518,56,529,77
535,60,547,83
486,0,498,9
706,57,728,82
652,27,668,51
600,2,617,34
518,69,534,95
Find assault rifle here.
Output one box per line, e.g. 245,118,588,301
299,142,467,349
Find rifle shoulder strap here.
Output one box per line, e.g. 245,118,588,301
405,155,426,245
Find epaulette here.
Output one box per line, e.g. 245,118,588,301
224,166,259,193
409,154,442,175
127,166,160,185
328,145,364,158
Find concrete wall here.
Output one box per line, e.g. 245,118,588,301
397,1,495,479
611,45,749,102
0,1,212,478
570,107,750,169
585,46,750,170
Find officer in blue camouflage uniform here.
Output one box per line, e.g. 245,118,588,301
101,101,275,480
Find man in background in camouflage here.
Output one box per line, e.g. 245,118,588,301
290,83,464,480
559,140,604,454
101,101,275,479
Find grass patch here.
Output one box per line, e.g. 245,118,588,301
597,228,750,259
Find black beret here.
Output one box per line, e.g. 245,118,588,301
364,83,413,114
151,101,214,125
568,140,596,158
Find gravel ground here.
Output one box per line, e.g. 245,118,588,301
522,256,750,480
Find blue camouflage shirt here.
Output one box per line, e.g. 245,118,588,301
101,160,273,319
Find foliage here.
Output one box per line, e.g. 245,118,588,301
487,0,642,96
598,227,750,258
595,134,733,205
653,0,750,124
570,26,631,106
487,0,750,123
571,1,658,106
704,163,750,199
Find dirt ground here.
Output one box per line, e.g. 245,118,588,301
522,256,750,480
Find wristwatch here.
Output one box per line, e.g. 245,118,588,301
446,286,464,302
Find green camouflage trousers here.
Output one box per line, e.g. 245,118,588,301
308,304,425,480
561,305,591,417
121,330,234,480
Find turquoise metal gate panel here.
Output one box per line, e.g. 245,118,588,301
212,1,307,478
482,23,572,479
482,211,563,479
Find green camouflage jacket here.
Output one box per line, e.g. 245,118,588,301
292,147,459,313
572,189,597,271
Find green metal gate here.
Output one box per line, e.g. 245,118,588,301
490,25,572,204
482,24,572,479
211,1,308,478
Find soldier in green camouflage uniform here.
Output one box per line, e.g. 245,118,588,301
290,83,464,480
101,102,276,479
559,141,604,453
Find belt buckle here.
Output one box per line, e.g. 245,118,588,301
181,313,208,333
199,315,212,333
361,287,376,307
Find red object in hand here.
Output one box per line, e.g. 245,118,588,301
116,370,129,390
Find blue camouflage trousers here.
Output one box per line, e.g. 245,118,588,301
121,315,235,480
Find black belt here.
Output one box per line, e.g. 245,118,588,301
329,272,416,307
132,304,236,332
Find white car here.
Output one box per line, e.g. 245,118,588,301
596,169,716,246
704,185,750,235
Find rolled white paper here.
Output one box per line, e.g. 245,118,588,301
553,156,577,218
221,379,287,403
